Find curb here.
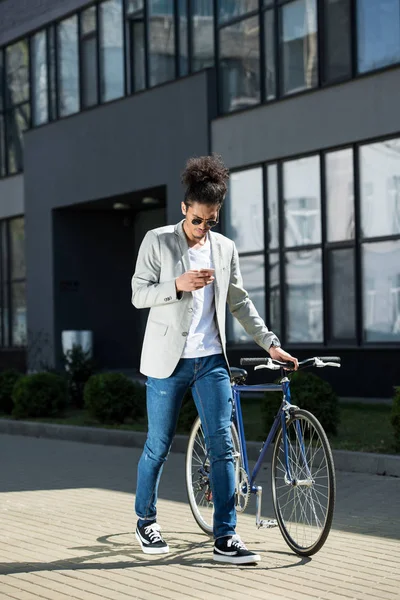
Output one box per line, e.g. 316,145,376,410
1,418,399,477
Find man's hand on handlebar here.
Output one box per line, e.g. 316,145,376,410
268,346,299,370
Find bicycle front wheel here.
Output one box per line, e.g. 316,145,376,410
185,416,241,536
272,409,336,556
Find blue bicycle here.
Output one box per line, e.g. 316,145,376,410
186,356,341,556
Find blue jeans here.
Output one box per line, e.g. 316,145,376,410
135,354,236,539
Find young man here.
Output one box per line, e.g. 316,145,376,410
131,155,298,564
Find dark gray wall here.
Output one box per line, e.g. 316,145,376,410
212,67,400,167
23,71,213,368
0,174,24,219
0,0,91,45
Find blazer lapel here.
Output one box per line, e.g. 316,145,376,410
174,220,190,272
210,232,223,306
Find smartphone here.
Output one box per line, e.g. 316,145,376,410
199,268,215,276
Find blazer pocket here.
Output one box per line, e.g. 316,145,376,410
148,320,169,336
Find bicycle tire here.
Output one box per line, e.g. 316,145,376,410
185,416,241,535
271,409,336,556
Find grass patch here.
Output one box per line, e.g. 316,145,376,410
1,399,397,455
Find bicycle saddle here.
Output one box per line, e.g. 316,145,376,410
230,367,248,384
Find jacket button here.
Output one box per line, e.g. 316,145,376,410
188,308,193,313
164,296,171,302
182,332,188,336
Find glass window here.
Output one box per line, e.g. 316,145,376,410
283,155,321,247
192,0,215,72
10,218,25,279
363,241,400,342
323,0,352,82
131,20,146,91
286,249,323,343
264,9,276,101
326,148,354,242
81,7,99,109
149,0,176,86
225,167,264,253
0,115,5,178
58,16,80,117
48,25,58,121
360,138,400,239
281,0,318,95
178,0,188,76
11,281,26,346
229,254,265,342
219,16,260,113
0,50,3,111
329,248,356,341
269,252,281,337
127,0,144,13
267,163,279,250
6,104,30,174
219,0,258,23
6,40,29,106
82,5,97,35
100,0,124,102
357,0,400,74
32,31,48,126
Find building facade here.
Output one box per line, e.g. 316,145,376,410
0,0,399,396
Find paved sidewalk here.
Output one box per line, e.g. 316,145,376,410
0,434,399,600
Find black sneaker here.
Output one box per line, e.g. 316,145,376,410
213,535,261,565
135,521,169,554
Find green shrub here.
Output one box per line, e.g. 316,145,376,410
390,386,400,452
262,371,340,436
84,373,146,424
12,373,68,419
0,370,23,414
178,389,198,433
64,346,95,408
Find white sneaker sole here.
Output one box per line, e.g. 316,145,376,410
135,531,169,554
213,553,261,565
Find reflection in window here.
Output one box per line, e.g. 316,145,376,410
281,0,318,95
32,31,48,126
363,241,400,342
219,17,260,113
100,0,124,102
326,148,354,241
192,0,215,72
12,281,27,346
286,249,323,342
6,40,29,106
7,104,30,174
10,218,26,280
0,116,5,177
219,0,258,23
323,0,352,82
225,167,264,253
267,163,279,249
357,0,400,73
81,6,98,108
360,138,400,238
178,0,188,76
329,248,356,340
229,254,265,342
264,9,276,100
58,16,80,116
269,252,281,337
283,155,321,247
149,0,176,86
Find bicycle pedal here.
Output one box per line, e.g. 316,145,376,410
259,519,278,529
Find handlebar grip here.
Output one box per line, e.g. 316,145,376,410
240,357,268,366
317,356,341,364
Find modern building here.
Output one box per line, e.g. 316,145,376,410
0,0,399,397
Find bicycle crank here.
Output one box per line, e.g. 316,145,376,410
235,467,251,512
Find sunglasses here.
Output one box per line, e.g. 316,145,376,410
190,217,219,228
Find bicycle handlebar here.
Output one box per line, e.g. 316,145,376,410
240,356,341,370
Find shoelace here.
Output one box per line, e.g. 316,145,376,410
229,535,247,550
144,523,163,543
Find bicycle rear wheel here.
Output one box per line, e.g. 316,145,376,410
186,416,241,535
272,409,335,556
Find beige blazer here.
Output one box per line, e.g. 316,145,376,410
131,220,280,378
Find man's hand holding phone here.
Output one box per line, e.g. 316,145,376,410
176,268,215,293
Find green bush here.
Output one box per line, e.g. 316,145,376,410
64,346,95,408
84,373,146,424
262,371,340,436
178,389,198,433
12,373,68,419
0,370,23,414
390,387,400,452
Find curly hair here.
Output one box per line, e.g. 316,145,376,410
181,154,229,207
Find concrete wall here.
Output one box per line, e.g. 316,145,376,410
0,0,91,45
23,70,214,368
0,174,24,219
212,67,400,167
